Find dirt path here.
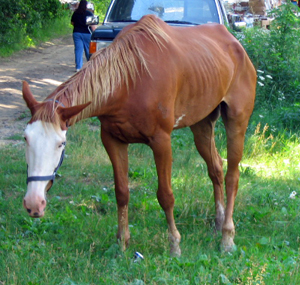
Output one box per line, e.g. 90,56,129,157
0,34,81,146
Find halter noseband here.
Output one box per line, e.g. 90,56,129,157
26,144,66,185
26,99,67,188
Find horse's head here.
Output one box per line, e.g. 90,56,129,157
22,81,90,218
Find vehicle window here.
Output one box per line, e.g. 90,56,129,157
131,1,184,21
107,0,220,24
185,0,219,23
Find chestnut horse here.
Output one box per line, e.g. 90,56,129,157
22,15,256,256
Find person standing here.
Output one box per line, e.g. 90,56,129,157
71,0,94,72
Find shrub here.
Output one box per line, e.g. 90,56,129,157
92,0,111,21
232,3,300,131
0,0,26,46
0,0,68,55
0,0,112,56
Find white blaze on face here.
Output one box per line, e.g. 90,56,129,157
23,121,67,217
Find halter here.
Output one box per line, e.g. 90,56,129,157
45,99,65,108
26,144,66,185
26,99,67,188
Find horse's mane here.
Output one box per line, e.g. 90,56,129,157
32,15,169,127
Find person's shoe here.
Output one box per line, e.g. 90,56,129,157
76,69,80,72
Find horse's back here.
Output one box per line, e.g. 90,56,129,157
145,19,256,128
105,15,256,133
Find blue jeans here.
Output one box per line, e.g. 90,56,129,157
73,32,91,70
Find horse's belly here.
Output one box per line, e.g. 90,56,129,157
100,118,151,144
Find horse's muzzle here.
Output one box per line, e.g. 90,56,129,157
23,197,46,218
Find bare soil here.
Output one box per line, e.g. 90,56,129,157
0,34,80,146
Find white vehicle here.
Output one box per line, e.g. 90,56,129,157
89,0,228,56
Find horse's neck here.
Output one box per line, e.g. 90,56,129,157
49,53,130,124
63,80,127,125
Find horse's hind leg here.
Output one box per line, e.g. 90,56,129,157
101,127,130,251
150,132,181,257
190,107,225,232
220,100,253,252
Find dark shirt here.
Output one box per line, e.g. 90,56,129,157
71,10,93,34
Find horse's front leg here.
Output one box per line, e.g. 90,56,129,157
150,132,181,256
101,127,130,250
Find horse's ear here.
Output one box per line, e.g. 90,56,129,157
22,81,39,115
57,102,91,123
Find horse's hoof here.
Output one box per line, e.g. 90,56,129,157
215,218,224,232
170,246,181,257
169,232,181,257
221,227,236,252
221,241,237,253
117,237,129,252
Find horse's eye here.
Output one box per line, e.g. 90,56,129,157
59,142,66,148
24,137,27,141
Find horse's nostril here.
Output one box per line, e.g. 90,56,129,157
27,209,32,214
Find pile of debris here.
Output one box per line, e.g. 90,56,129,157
224,0,282,28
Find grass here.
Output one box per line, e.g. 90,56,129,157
1,111,300,284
